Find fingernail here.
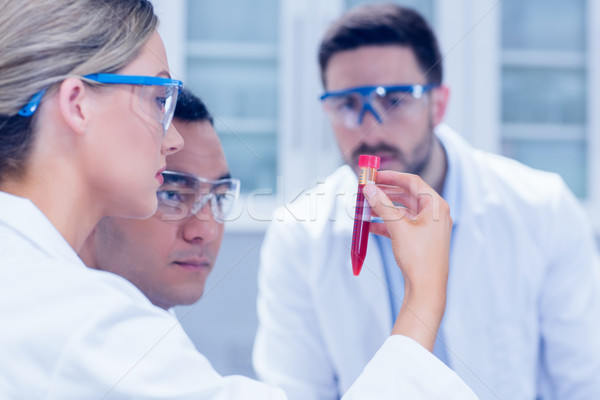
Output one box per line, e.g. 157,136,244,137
363,183,376,199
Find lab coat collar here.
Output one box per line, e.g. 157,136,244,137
436,124,463,227
0,191,83,267
435,124,493,223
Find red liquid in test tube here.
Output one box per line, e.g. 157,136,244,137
351,155,380,276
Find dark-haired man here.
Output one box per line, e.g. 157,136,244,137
255,4,600,400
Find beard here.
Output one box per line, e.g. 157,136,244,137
350,116,436,176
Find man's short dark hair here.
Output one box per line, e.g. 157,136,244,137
174,88,214,126
318,3,442,87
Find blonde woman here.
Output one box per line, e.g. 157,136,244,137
0,0,476,398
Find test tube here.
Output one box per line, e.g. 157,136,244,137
351,155,380,276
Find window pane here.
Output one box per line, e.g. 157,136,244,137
219,134,277,193
187,0,278,44
502,0,586,51
185,0,279,194
502,139,587,198
345,0,434,24
186,58,277,119
185,58,278,194
502,67,586,124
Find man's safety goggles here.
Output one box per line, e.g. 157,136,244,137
320,84,438,129
157,170,241,223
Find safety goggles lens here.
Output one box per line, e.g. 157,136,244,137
322,93,364,128
139,84,180,133
157,170,241,223
83,74,182,136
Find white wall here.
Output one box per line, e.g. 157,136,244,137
151,0,186,80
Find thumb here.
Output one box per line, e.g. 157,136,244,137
363,183,407,224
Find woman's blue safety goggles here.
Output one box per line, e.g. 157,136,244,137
18,73,183,135
320,84,438,129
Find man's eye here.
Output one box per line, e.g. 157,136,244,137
382,94,406,108
340,96,360,111
215,192,228,205
157,190,182,205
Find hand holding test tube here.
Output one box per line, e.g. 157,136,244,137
362,171,453,352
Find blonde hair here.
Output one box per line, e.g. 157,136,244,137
0,0,158,180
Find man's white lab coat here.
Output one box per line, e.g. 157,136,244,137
255,125,600,400
0,191,476,399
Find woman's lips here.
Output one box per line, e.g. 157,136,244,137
156,166,166,184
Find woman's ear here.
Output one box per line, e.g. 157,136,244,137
430,84,450,127
57,78,89,136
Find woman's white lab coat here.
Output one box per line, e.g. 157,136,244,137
0,191,476,399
